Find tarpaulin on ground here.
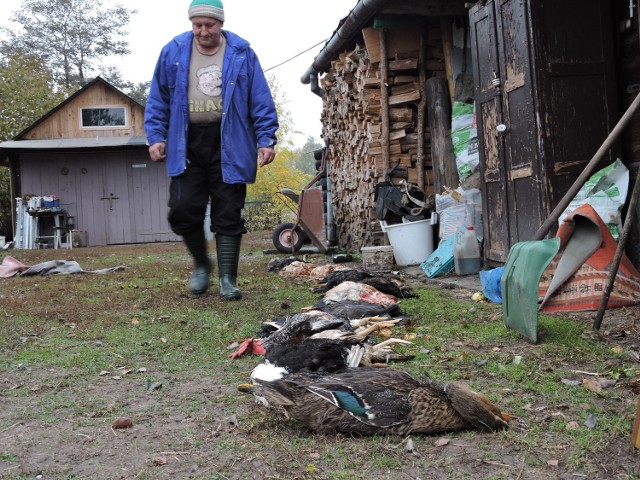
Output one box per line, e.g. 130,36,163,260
0,256,125,278
538,204,640,312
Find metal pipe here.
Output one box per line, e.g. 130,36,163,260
300,0,390,85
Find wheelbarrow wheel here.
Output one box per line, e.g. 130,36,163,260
272,223,307,253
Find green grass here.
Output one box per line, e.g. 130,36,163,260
1,236,639,479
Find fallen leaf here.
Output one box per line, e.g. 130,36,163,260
98,370,110,376
434,438,450,447
131,318,139,325
406,437,415,453
582,378,602,393
111,376,122,380
153,456,168,466
561,378,581,387
584,414,597,429
547,459,559,467
147,381,162,391
112,418,133,429
566,421,579,430
597,378,617,389
137,367,147,373
160,338,167,343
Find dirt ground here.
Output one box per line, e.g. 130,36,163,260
1,235,640,480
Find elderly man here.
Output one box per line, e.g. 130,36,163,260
145,0,279,300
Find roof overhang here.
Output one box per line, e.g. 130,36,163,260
0,136,148,151
300,0,467,87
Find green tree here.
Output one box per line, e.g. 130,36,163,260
247,77,312,228
0,0,136,89
291,136,324,175
0,52,66,141
0,168,11,239
0,52,66,238
99,65,150,106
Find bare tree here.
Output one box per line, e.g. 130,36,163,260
1,0,136,89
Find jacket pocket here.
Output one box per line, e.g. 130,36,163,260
166,62,179,89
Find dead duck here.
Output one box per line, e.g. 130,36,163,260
260,310,348,349
246,366,508,436
313,300,404,320
313,269,418,299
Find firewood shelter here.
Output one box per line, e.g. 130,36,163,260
301,0,640,270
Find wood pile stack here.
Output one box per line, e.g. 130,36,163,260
321,21,447,251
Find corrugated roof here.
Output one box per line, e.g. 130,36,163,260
0,136,148,150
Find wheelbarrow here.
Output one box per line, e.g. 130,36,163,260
271,148,330,254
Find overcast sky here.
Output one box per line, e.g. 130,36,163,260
0,0,354,148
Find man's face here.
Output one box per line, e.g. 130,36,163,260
191,16,223,50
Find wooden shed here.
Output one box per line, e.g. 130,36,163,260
302,0,640,269
0,77,179,247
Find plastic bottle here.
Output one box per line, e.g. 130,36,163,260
454,226,481,275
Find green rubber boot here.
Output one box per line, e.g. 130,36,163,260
183,228,212,295
216,234,242,301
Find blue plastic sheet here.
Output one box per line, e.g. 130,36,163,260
480,267,504,304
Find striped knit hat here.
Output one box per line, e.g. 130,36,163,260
188,0,225,22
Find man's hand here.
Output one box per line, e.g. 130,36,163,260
258,147,276,167
149,142,167,162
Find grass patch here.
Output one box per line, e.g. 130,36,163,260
1,234,639,479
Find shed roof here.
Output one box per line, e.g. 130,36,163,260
0,136,147,151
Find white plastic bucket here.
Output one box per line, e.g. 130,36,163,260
380,219,434,266
0,236,5,248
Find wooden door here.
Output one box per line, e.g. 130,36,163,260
128,158,178,243
531,0,618,206
102,156,133,244
470,0,539,264
470,0,617,264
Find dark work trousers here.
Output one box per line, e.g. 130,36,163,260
167,123,247,237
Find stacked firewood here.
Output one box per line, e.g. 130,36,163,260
321,22,446,251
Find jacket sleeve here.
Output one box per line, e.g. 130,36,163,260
247,51,279,148
144,49,172,146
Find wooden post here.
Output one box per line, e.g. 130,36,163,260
380,28,390,178
416,25,427,191
440,18,455,105
426,77,458,192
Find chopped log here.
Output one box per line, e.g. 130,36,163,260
389,58,418,71
389,107,413,122
389,90,421,105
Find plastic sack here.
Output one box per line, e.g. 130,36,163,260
435,187,483,241
559,159,629,239
451,101,479,183
480,267,504,304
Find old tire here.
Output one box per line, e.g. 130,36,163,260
272,223,307,253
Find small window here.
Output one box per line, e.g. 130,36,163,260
80,106,127,128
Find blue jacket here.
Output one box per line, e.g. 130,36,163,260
144,30,279,182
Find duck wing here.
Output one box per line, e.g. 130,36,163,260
262,311,345,347
287,368,424,428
